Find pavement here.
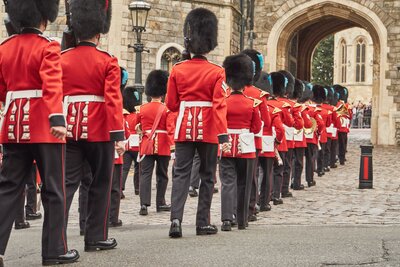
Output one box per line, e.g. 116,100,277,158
4,128,400,266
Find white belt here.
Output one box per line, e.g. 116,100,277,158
63,95,105,116
1,90,42,130
174,101,213,140
227,128,250,134
145,130,168,134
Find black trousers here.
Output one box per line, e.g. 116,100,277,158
282,148,293,194
249,151,260,216
330,139,338,167
190,151,201,188
171,142,217,226
0,144,67,257
317,142,326,173
272,151,286,199
338,132,347,164
122,151,139,192
110,164,123,222
25,164,38,214
293,147,305,188
305,143,317,183
259,157,274,207
139,155,170,207
78,163,92,232
220,157,255,226
65,141,114,242
324,138,332,168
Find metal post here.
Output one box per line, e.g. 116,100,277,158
129,31,145,104
359,145,374,189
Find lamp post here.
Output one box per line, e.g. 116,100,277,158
128,1,151,104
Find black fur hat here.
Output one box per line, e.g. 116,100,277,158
298,81,313,103
255,71,272,94
223,54,253,91
183,8,218,55
325,86,334,104
8,0,60,29
293,79,304,100
312,85,326,104
329,87,338,106
123,86,140,113
333,84,349,103
241,49,264,82
278,70,295,98
145,70,169,97
270,72,286,97
70,0,112,40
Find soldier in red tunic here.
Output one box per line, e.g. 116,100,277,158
62,0,125,252
0,0,79,265
220,54,262,231
136,70,174,216
334,85,352,165
122,86,141,196
166,8,229,238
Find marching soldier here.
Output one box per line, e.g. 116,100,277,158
328,88,340,169
62,0,125,251
0,0,79,265
321,88,338,171
166,8,229,238
314,87,330,177
278,70,304,197
220,54,262,231
136,70,174,216
268,72,294,205
334,85,352,165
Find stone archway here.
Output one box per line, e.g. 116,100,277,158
263,0,396,145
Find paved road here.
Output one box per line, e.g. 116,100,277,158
4,129,400,266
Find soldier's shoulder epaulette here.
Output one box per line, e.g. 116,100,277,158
96,47,114,57
173,60,188,66
328,110,332,115
293,103,302,108
222,81,229,95
0,34,17,46
252,98,262,108
38,34,54,42
61,47,75,54
272,107,282,114
259,90,269,98
315,107,322,112
208,60,223,68
123,109,130,115
282,102,291,108
301,105,308,112
135,105,141,113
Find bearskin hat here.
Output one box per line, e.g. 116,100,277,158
255,71,272,94
123,86,140,113
333,84,349,102
183,8,218,55
7,0,60,29
278,70,295,98
325,86,334,104
145,70,169,97
298,81,313,103
223,54,253,91
241,49,264,82
330,87,339,106
70,0,112,40
312,84,326,104
293,79,304,100
270,72,286,97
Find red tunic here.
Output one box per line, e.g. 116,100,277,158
314,105,331,144
306,105,326,145
259,105,285,158
279,98,304,149
137,102,175,156
336,101,352,133
124,111,139,152
222,92,262,159
0,28,66,144
114,118,131,164
294,105,313,148
61,42,124,142
242,85,271,151
267,98,294,152
165,56,227,144
321,103,339,140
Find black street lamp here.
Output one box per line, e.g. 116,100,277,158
128,1,151,104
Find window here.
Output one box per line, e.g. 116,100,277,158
339,40,347,83
160,47,181,73
356,38,366,82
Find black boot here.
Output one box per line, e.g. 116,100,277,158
42,249,80,265
85,238,117,252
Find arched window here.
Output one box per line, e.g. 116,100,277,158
160,47,181,73
355,38,366,82
339,40,347,83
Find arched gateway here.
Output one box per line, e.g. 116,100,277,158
254,0,400,145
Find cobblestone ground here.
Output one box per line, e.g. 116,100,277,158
33,129,399,230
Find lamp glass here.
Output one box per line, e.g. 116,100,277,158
129,1,151,29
